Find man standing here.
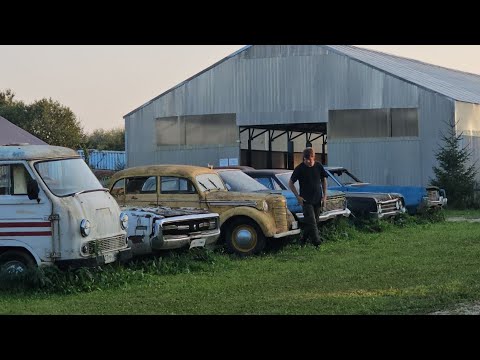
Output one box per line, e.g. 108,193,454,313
288,147,328,246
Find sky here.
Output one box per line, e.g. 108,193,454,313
1,45,480,133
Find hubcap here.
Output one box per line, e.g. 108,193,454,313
1,260,27,274
233,225,257,252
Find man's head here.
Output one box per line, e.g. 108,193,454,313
303,147,315,167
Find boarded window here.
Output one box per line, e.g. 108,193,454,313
156,113,237,146
329,108,418,139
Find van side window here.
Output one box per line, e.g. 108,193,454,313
125,177,156,194
160,177,196,194
0,164,33,195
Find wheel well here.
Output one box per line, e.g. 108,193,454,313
0,247,36,263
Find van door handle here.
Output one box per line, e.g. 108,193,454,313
131,196,138,200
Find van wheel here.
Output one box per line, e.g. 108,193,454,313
225,218,265,256
0,250,36,274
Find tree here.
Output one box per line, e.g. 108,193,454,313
85,128,125,151
0,89,86,149
431,120,478,208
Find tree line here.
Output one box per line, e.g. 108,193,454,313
0,89,124,151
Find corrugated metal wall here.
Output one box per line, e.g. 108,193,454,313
77,150,126,170
125,45,477,186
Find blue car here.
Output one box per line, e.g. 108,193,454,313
235,169,351,222
244,169,406,219
325,166,447,215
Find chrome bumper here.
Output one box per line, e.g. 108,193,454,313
152,229,221,250
296,208,351,222
273,228,301,238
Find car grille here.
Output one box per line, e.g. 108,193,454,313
325,194,347,212
270,197,288,233
162,217,218,236
428,189,440,201
379,199,400,214
86,234,127,255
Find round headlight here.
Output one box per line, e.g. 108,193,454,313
80,219,91,237
81,244,89,255
120,212,129,230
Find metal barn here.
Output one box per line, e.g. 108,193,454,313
124,45,480,187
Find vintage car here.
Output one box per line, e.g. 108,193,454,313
241,169,351,222
109,165,300,256
243,169,406,219
122,206,221,256
325,166,447,215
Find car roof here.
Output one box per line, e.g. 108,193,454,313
110,164,216,182
243,169,293,176
0,144,79,161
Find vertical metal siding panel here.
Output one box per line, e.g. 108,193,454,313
418,91,454,186
462,135,480,184
330,139,422,185
149,146,239,167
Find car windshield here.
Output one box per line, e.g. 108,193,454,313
276,172,299,191
35,158,103,197
195,173,226,192
328,169,361,185
219,170,269,192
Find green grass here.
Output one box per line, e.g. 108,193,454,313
1,216,480,314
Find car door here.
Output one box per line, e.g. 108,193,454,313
0,162,53,258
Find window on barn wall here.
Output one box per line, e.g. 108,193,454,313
185,113,237,145
156,117,184,145
391,108,419,137
328,108,418,139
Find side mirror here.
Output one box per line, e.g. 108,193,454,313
27,179,40,200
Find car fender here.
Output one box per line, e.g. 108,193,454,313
219,207,276,238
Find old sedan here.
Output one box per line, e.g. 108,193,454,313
325,166,447,215
109,165,300,256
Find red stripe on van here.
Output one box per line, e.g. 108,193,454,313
0,222,51,228
0,231,52,236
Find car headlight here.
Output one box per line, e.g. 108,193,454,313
120,212,129,230
81,244,89,255
261,200,268,212
80,219,91,237
395,201,400,210
377,204,382,214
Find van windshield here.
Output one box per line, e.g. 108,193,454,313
35,158,103,197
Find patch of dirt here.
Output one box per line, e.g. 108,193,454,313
446,217,480,223
430,301,480,315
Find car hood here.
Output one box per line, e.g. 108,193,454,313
205,190,281,203
345,192,403,201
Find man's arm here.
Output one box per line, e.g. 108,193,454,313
288,179,304,206
321,177,327,210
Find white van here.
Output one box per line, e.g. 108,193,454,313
0,144,132,273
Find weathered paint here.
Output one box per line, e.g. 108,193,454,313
110,165,297,239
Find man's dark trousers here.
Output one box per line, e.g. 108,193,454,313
302,202,322,245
